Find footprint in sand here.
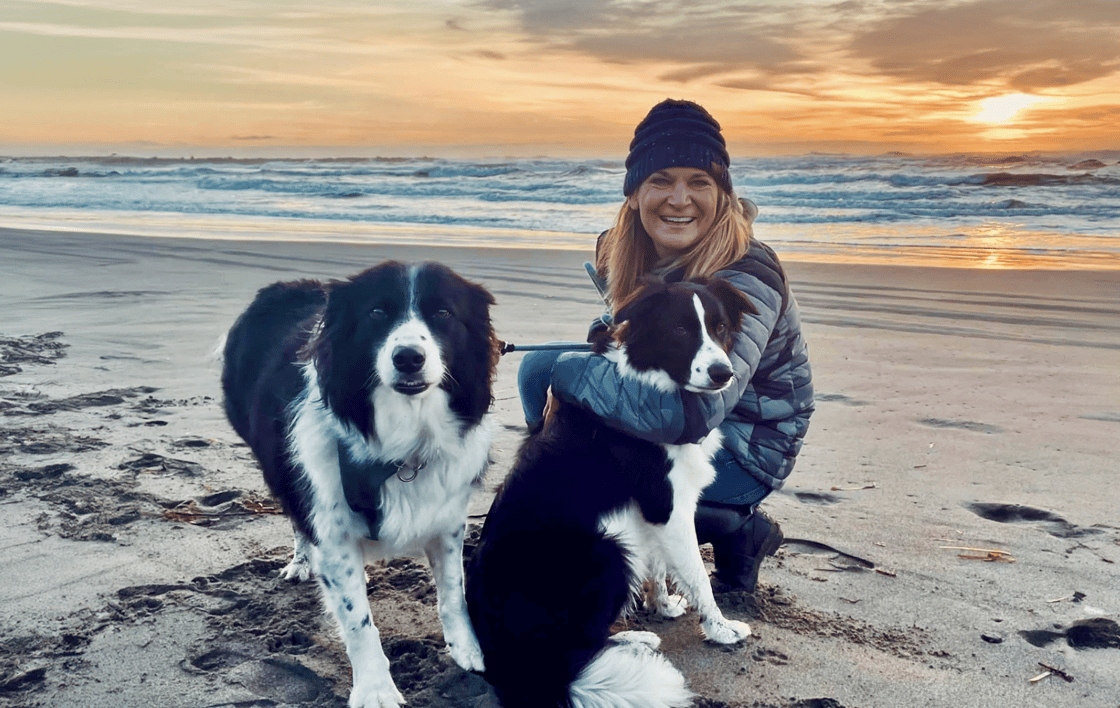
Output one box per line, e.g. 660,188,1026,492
918,418,1003,434
814,393,867,406
964,501,1103,539
795,491,842,505
1020,617,1120,649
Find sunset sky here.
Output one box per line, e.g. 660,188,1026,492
3,0,1120,157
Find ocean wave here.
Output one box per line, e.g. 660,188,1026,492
968,172,1120,187
2,154,1117,266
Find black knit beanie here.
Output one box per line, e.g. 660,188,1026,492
623,99,732,196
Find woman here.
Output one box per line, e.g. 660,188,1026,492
518,98,814,593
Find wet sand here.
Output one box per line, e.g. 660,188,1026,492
2,226,1119,707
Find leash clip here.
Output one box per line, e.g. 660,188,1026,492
396,460,425,482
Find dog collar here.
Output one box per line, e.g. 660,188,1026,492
337,441,422,540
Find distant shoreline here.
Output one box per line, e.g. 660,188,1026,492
3,222,1119,271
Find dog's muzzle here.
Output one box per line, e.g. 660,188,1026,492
392,345,430,394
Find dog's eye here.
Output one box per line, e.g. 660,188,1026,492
369,308,387,320
674,326,688,337
716,322,727,336
435,308,452,319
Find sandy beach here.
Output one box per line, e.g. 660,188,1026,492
2,226,1118,708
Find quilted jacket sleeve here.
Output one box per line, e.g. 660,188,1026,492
549,266,785,445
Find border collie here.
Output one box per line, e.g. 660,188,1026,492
467,276,758,708
221,261,498,708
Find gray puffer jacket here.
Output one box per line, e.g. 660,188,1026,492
549,239,814,492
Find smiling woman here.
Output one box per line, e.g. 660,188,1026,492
627,167,720,258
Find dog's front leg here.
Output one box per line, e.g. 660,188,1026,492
280,521,313,582
313,533,404,708
424,527,485,672
645,554,688,618
656,504,752,645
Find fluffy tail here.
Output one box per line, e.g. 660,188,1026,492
569,635,694,708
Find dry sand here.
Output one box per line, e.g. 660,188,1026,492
2,226,1119,708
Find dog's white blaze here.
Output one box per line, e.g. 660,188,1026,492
686,293,734,392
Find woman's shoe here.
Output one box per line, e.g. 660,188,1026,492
696,504,783,593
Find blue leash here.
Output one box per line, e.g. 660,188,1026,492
498,341,591,354
498,262,605,356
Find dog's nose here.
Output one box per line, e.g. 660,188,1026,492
393,346,426,374
708,362,733,386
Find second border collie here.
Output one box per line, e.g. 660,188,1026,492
221,261,498,708
467,276,758,708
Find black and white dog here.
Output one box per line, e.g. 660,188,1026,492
467,277,758,708
221,261,498,708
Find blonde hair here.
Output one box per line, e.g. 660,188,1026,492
595,188,754,311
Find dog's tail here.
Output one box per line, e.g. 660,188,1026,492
568,634,694,708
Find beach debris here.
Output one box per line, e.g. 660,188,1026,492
25,386,158,413
980,633,1004,644
162,494,283,526
781,538,875,568
873,568,897,578
939,545,1016,562
818,560,867,573
1029,662,1074,683
1047,591,1086,603
118,452,204,477
829,483,876,491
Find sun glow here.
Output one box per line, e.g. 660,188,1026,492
971,93,1054,123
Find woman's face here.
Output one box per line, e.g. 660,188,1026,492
627,167,719,259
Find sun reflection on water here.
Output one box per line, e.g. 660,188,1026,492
756,221,1120,271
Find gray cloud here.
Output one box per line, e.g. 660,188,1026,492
477,0,1120,101
476,0,618,32
849,0,1120,91
477,0,807,75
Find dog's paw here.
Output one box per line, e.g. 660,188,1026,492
443,640,483,672
279,555,312,582
650,592,688,619
349,677,406,708
446,635,486,673
700,617,752,645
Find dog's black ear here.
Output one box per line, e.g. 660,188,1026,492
614,275,666,324
313,278,377,436
449,277,499,425
707,278,758,330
